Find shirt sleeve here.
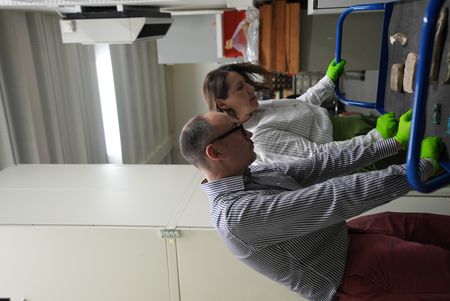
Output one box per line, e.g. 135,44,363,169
252,126,384,165
296,76,335,106
280,138,400,186
226,159,435,250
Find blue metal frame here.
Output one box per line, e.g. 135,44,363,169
334,2,396,112
407,0,450,193
335,0,450,193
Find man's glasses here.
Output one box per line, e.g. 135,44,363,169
210,124,246,144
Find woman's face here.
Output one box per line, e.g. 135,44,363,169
220,71,258,116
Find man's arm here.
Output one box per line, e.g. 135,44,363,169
228,159,435,250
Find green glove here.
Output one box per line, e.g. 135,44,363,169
326,59,346,83
394,109,413,147
421,136,443,169
376,112,398,139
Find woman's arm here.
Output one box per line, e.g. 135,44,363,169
278,138,404,186
296,76,335,106
252,126,384,165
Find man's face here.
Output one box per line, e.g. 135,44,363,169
206,112,256,168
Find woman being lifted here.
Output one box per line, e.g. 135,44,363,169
203,59,398,165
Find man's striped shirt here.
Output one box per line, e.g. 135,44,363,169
202,138,434,300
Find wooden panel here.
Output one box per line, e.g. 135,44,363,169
274,0,287,72
259,4,273,70
287,3,301,73
260,1,300,73
285,3,290,72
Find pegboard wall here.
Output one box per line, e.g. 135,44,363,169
384,0,450,158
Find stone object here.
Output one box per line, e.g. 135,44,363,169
430,8,448,82
403,52,418,93
442,51,450,84
432,104,441,125
390,63,404,92
389,33,408,46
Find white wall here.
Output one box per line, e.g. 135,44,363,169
341,70,380,115
300,10,383,71
165,63,220,163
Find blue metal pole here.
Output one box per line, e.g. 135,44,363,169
334,3,392,110
407,0,450,192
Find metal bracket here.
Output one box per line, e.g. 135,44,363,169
160,229,181,239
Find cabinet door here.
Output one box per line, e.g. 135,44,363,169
0,226,170,301
157,14,220,64
176,229,304,301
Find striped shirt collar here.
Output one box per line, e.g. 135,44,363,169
201,168,252,195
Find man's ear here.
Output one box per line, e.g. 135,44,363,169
205,144,223,161
216,100,229,110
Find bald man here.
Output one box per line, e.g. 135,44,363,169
179,111,450,301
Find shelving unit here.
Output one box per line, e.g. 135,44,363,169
334,0,450,192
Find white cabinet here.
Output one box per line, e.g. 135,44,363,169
0,165,301,301
307,0,398,15
0,164,449,301
0,226,169,301
157,13,221,64
156,12,246,64
0,164,198,301
175,229,301,301
176,183,302,301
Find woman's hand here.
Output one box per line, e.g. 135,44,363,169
326,59,346,83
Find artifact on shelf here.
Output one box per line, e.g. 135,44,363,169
389,33,408,46
403,52,418,93
442,51,450,84
430,7,448,82
390,63,404,92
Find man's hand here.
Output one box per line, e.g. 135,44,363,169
376,112,398,139
421,136,443,169
394,109,413,148
326,59,346,83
